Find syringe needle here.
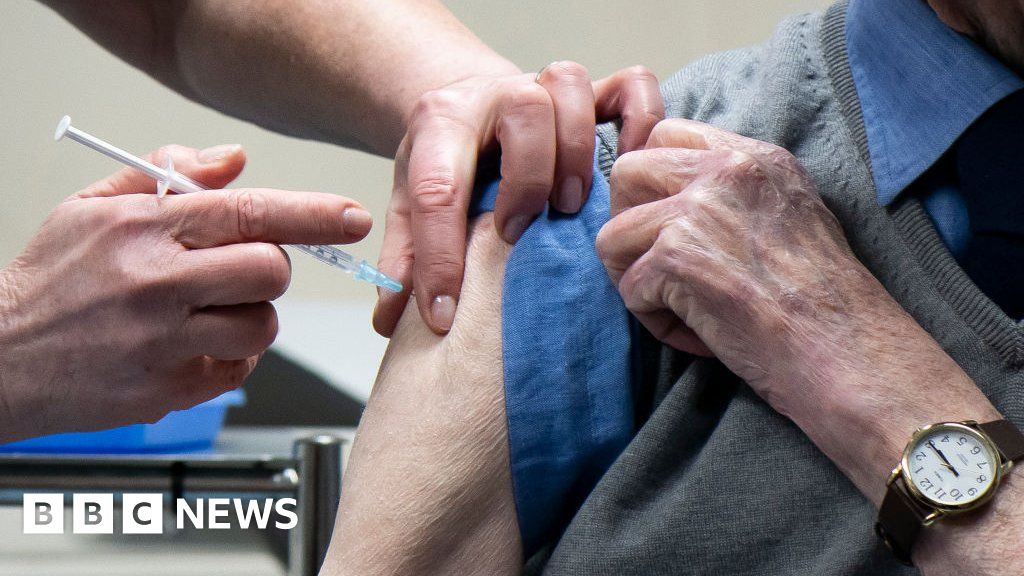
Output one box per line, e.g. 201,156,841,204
54,115,403,293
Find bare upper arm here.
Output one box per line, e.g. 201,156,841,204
321,214,520,575
40,1,190,92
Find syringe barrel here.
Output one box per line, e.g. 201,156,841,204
166,173,209,195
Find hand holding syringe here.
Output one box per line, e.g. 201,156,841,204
54,115,402,293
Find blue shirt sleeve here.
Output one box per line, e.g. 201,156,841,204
469,145,634,555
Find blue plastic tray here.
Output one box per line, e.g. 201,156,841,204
0,389,245,453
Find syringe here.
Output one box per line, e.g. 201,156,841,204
54,115,403,293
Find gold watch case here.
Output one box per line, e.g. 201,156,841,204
888,421,1010,520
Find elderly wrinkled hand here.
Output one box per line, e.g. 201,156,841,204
597,119,876,392
374,63,664,336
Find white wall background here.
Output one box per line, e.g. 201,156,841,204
0,0,830,401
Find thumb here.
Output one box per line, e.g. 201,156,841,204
72,144,246,199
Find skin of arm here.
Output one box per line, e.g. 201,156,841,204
320,213,520,576
40,0,517,157
597,119,1024,575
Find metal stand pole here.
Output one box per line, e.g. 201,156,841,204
289,435,343,576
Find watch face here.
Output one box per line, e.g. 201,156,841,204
904,423,1000,508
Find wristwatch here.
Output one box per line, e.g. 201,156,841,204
875,419,1024,564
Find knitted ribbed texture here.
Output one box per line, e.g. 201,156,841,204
820,0,872,179
891,201,1024,367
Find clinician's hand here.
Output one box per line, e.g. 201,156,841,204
375,63,664,336
0,145,372,443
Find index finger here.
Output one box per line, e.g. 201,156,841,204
166,188,373,249
646,118,774,154
608,148,714,217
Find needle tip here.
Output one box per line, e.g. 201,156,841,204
379,276,404,293
356,261,404,293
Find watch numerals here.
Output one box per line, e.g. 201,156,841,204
906,427,1000,506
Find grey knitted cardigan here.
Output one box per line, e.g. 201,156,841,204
528,2,1024,575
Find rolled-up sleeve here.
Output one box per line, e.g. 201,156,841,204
469,141,635,555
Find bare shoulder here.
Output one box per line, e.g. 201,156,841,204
374,213,510,398
324,213,519,576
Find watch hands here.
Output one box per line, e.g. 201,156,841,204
928,441,960,477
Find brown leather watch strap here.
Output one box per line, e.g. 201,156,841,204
876,420,1024,565
977,420,1024,462
876,477,932,565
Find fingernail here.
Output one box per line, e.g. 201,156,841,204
558,176,583,213
431,295,457,332
503,215,532,243
198,144,241,164
342,208,373,236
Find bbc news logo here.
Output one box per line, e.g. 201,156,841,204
23,494,298,534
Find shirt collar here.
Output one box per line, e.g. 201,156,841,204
845,0,1023,204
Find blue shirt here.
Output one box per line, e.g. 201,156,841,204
846,0,1023,255
470,150,634,556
